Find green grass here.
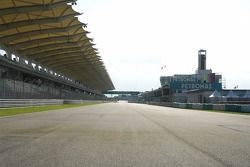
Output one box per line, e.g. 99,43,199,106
0,102,102,117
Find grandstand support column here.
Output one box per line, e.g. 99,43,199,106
13,79,16,98
52,87,54,99
22,81,24,99
36,84,38,99
30,84,33,98
2,78,5,97
59,86,62,99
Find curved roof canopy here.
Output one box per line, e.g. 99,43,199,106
0,0,114,91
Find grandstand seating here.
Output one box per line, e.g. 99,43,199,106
0,78,104,100
0,0,114,101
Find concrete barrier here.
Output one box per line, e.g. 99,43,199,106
225,104,242,112
192,103,203,110
172,102,180,108
0,99,104,108
203,104,213,110
179,103,187,109
212,104,225,111
146,102,158,106
64,100,105,104
0,99,64,107
143,101,250,113
162,102,173,107
241,105,250,113
186,103,192,109
64,100,86,104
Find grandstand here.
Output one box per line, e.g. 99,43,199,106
0,0,114,100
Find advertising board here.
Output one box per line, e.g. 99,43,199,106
170,82,222,91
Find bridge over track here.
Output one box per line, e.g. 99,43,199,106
103,91,141,95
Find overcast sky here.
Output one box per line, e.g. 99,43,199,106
73,0,250,91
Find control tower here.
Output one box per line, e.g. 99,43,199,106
198,49,207,70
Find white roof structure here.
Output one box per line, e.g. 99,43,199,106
209,90,221,98
0,0,114,91
226,90,238,98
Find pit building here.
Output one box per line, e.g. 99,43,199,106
143,50,223,103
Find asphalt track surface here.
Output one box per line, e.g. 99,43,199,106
0,102,250,167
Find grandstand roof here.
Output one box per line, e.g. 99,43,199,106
0,0,114,91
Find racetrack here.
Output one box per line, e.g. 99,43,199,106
0,102,250,167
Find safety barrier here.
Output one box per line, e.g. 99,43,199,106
0,99,104,108
0,99,64,107
191,103,203,110
144,102,250,113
